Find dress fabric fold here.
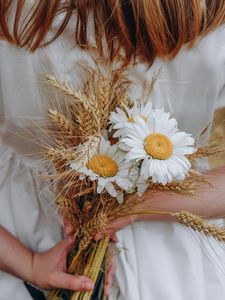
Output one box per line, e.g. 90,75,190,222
0,16,225,300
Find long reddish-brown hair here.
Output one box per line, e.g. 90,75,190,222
1,0,225,64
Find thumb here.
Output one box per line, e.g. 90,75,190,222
49,272,94,291
48,240,73,271
54,238,76,255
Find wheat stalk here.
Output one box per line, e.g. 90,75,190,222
48,108,74,136
189,144,225,160
77,105,101,139
45,74,84,100
46,147,77,161
45,74,102,140
76,135,101,164
80,213,108,251
171,211,225,242
119,92,129,108
56,196,81,230
123,209,225,243
97,77,111,128
148,180,197,194
45,75,102,138
68,212,108,273
71,236,110,300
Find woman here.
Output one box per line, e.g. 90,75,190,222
0,1,225,299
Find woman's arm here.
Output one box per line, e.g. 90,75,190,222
139,165,225,219
100,165,225,235
0,225,94,291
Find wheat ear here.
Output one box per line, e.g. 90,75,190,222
48,108,74,136
171,211,225,242
46,147,77,161
45,74,84,100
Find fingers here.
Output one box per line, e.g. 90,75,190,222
66,237,75,253
106,216,136,232
50,241,94,291
104,258,116,296
64,219,74,237
49,272,94,291
63,219,75,250
110,234,118,243
95,216,136,241
94,232,118,242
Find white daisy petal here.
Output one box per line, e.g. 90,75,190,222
167,156,189,179
136,179,148,196
165,157,178,174
116,107,127,118
155,117,178,136
119,142,131,151
97,184,105,194
107,145,118,157
125,126,147,141
173,155,191,171
134,117,151,135
100,138,110,154
113,152,125,164
121,137,144,148
141,158,151,179
117,168,129,177
116,178,133,190
98,177,108,186
160,175,170,185
113,129,126,138
151,159,164,179
171,132,195,147
173,146,196,155
105,182,117,197
126,150,146,161
117,191,124,204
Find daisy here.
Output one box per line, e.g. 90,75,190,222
70,137,138,203
121,110,196,185
109,102,153,138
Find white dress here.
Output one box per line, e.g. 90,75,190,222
0,12,225,300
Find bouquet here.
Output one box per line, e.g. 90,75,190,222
38,67,225,300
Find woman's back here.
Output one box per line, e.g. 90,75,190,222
1,2,225,299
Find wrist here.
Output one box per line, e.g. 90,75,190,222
30,252,41,287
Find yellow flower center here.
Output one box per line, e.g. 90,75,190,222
87,155,119,177
128,115,148,123
144,133,173,160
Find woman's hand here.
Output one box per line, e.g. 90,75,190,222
0,225,93,292
31,240,94,291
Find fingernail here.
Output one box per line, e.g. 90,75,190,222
82,282,94,290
